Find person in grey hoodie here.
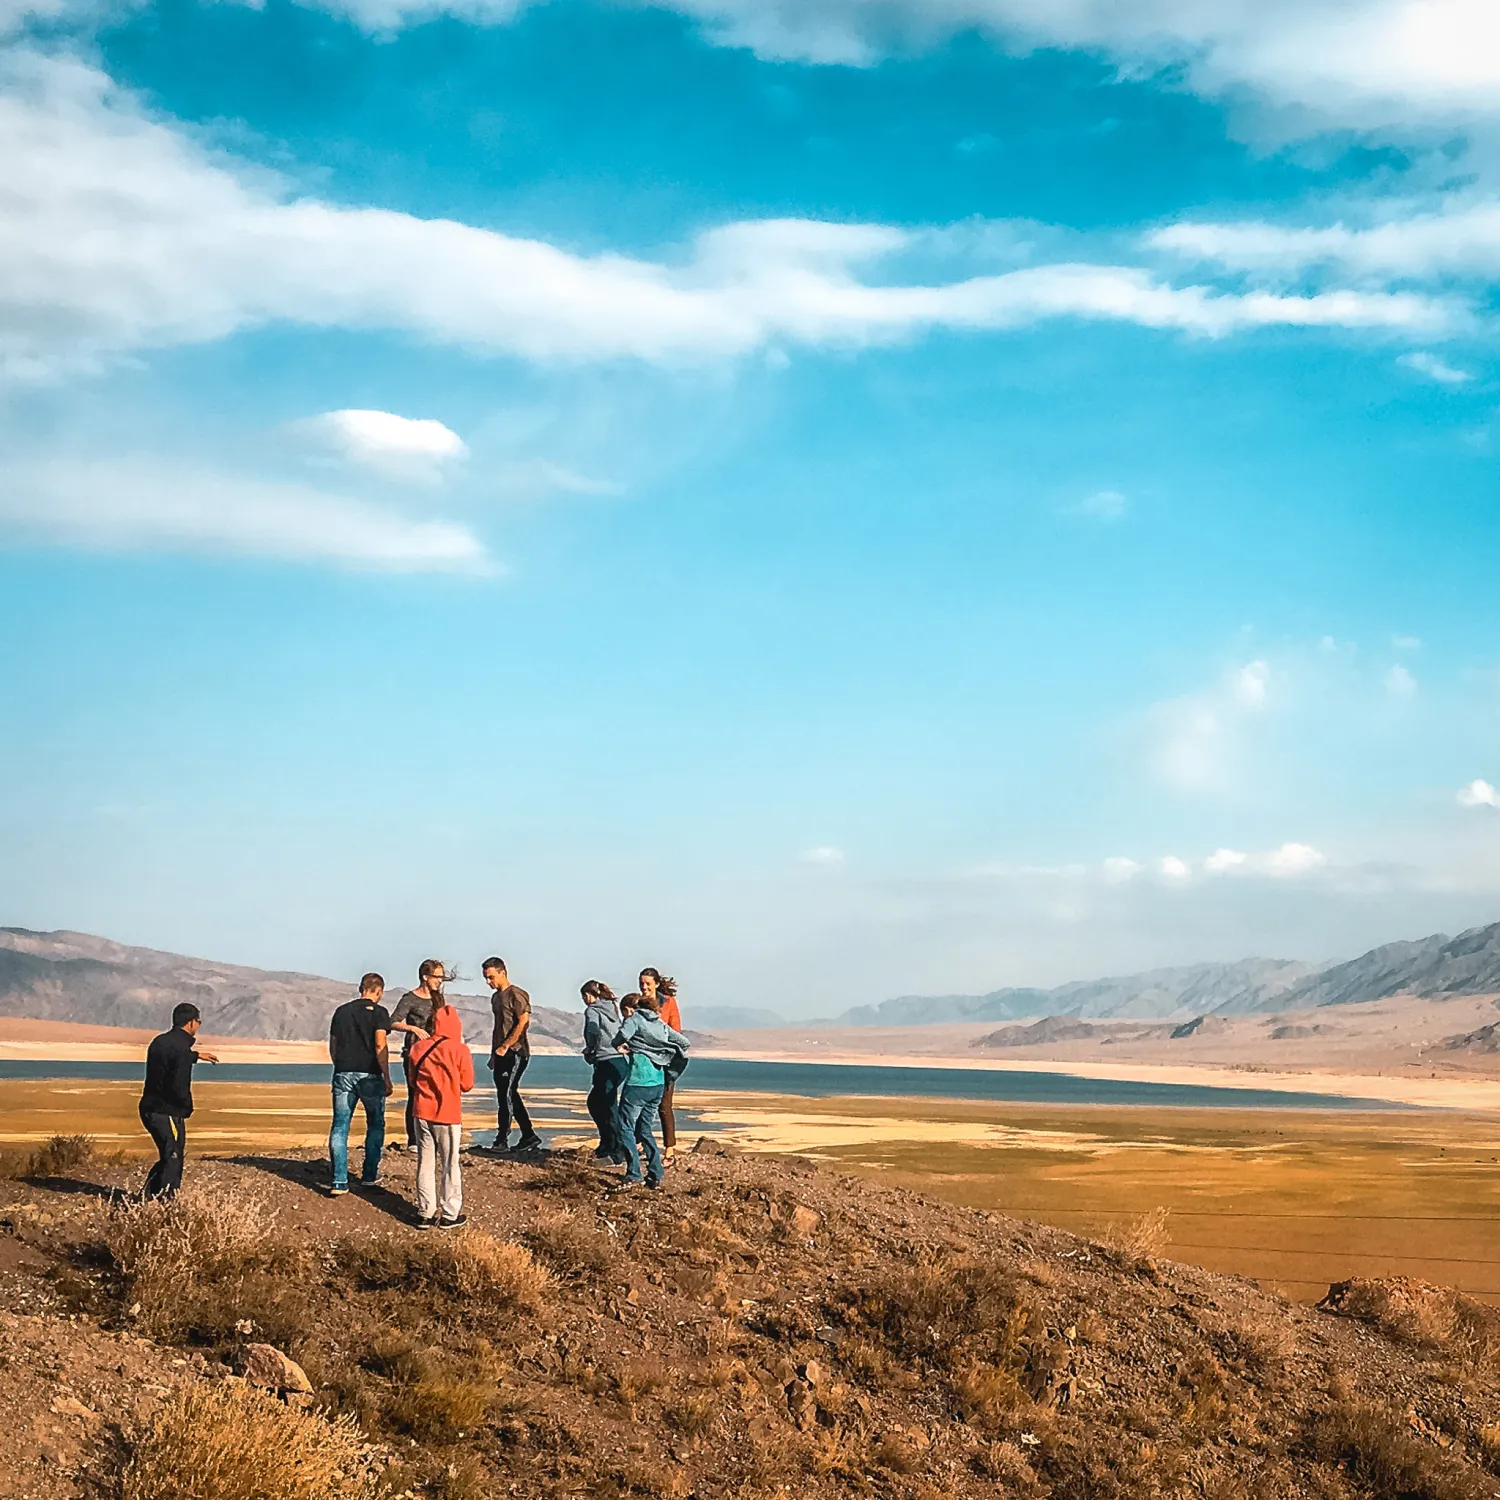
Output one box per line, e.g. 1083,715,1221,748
610,990,689,1190
580,979,627,1163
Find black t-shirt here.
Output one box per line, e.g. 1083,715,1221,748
329,998,392,1075
141,1028,199,1117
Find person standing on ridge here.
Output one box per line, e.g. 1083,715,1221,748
639,968,686,1165
139,1002,220,1200
610,987,689,1192
486,957,543,1153
580,979,626,1162
389,959,445,1149
326,972,392,1195
406,988,474,1228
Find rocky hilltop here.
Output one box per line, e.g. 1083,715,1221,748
2,1138,1498,1500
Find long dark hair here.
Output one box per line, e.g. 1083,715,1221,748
581,979,616,1003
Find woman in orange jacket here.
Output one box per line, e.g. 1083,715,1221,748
406,997,474,1229
639,969,682,1162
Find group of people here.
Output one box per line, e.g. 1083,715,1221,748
137,958,690,1226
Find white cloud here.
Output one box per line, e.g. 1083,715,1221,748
1263,841,1328,876
0,52,1451,385
292,409,467,481
1073,488,1127,520
1155,659,1270,791
1158,855,1191,880
1101,856,1142,882
1458,778,1500,808
0,457,489,571
1385,663,1417,695
296,0,1500,131
801,845,846,864
1399,352,1474,385
1204,847,1249,873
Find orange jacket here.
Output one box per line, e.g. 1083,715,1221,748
407,1005,475,1125
659,995,682,1032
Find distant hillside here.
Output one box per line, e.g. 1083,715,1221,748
838,957,1320,1026
1269,921,1500,1011
690,1004,786,1031
0,928,581,1046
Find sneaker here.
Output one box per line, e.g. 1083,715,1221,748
437,1214,469,1230
414,1217,437,1230
515,1136,544,1153
357,1178,380,1190
646,1179,663,1191
327,1185,349,1197
609,1180,643,1195
591,1147,614,1161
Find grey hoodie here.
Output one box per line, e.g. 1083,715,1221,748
581,996,623,1066
612,1011,689,1073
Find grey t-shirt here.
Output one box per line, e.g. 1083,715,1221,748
390,990,438,1055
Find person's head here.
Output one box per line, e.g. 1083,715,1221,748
620,992,642,1015
482,957,508,992
580,979,615,1006
638,967,662,999
418,958,446,994
359,972,385,1003
171,1002,201,1035
635,989,660,1014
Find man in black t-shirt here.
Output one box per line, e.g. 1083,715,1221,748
327,973,393,1194
389,959,445,1148
139,1002,220,1200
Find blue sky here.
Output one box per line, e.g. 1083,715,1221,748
3,0,1500,1014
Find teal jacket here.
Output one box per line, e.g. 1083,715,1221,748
612,1011,689,1086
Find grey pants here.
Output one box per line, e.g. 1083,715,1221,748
414,1119,462,1221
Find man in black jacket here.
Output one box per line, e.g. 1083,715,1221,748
139,1003,220,1199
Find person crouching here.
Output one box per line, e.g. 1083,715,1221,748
405,992,474,1229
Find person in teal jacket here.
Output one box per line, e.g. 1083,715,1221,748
609,990,689,1190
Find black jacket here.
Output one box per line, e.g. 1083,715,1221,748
141,1028,198,1117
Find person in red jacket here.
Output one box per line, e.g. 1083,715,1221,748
405,997,475,1229
639,969,682,1163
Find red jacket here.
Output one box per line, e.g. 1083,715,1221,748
407,1005,475,1125
659,995,682,1032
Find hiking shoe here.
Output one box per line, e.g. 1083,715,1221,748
414,1217,437,1230
437,1214,468,1230
327,1185,349,1197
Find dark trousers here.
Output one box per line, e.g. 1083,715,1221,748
402,1053,418,1146
588,1056,629,1156
660,1078,676,1149
140,1106,186,1199
491,1051,535,1145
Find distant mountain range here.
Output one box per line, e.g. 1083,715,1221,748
834,919,1500,1027
0,928,582,1047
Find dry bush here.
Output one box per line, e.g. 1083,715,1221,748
664,1391,718,1438
1100,1206,1170,1262
344,1230,547,1310
1321,1278,1500,1372
121,1381,378,1500
950,1361,1026,1428
1308,1398,1492,1500
613,1355,671,1405
1227,1306,1298,1377
365,1337,499,1442
105,1185,310,1343
524,1211,612,1280
28,1133,97,1177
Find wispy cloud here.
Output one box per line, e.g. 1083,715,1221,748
800,845,846,864
1385,663,1418,696
1072,488,1127,520
1154,659,1271,792
0,457,490,571
0,52,1451,386
290,409,467,482
1458,778,1500,808
1399,352,1474,386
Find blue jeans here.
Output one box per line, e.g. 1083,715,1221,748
618,1084,664,1185
329,1072,386,1187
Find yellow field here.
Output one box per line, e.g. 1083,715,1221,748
6,1078,1500,1304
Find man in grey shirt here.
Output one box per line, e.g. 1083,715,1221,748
389,958,444,1149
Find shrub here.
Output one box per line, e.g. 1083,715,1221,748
1100,1206,1170,1263
344,1230,547,1309
525,1212,613,1279
28,1134,96,1177
364,1337,499,1443
1308,1399,1492,1500
121,1381,378,1500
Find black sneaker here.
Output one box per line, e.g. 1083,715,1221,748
437,1214,468,1230
414,1217,437,1230
514,1136,544,1153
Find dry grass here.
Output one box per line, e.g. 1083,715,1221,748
364,1336,501,1442
121,1381,379,1500
1308,1397,1494,1500
28,1133,97,1177
345,1229,548,1309
1100,1205,1171,1263
524,1211,613,1280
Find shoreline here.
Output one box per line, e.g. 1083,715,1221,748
2,1035,1497,1110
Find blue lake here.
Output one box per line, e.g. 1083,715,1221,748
0,1055,1398,1110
